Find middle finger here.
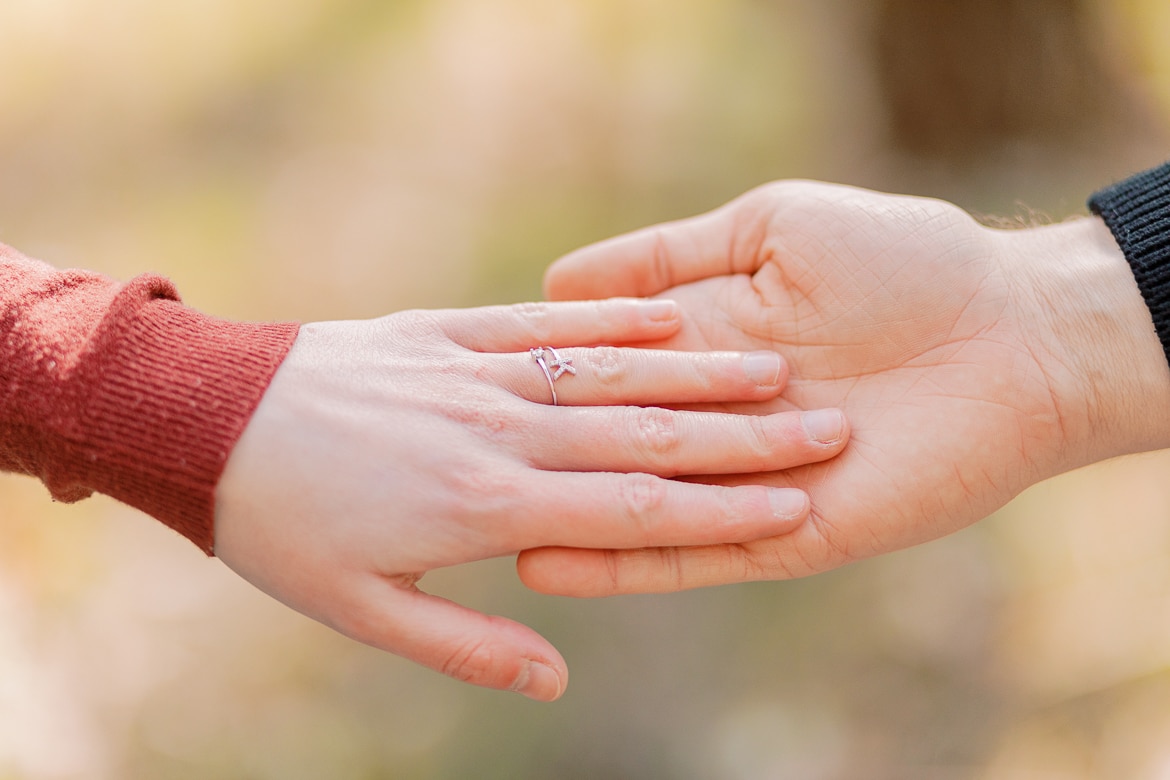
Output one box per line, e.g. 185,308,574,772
523,404,848,476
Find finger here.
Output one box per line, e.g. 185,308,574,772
517,538,811,597
438,298,682,353
522,407,847,477
499,346,790,406
339,577,567,701
543,203,751,300
517,503,840,595
510,470,812,550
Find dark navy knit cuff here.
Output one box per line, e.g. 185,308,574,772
1088,161,1170,371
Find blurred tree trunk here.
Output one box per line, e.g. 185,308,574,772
871,0,1161,162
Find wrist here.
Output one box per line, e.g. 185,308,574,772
1000,217,1170,472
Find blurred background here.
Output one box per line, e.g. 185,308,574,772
2,0,1170,777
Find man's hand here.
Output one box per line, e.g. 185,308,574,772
520,180,1170,596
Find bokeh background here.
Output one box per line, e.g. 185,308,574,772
2,1,1170,777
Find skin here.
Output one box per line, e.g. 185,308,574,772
520,180,1170,598
213,297,849,701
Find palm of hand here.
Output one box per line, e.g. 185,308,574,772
527,184,1066,589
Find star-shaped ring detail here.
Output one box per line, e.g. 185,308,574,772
530,346,576,405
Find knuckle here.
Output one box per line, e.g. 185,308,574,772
471,361,494,384
446,398,511,436
617,473,668,527
445,463,519,516
380,308,438,339
587,346,626,388
423,352,478,384
718,489,755,530
742,181,783,205
510,301,554,343
745,416,780,459
439,637,497,683
632,408,680,458
736,181,796,217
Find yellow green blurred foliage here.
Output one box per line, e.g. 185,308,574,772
1,1,1170,778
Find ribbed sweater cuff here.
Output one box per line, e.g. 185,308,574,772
62,281,300,554
1088,161,1170,371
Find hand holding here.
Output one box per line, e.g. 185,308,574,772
213,298,848,700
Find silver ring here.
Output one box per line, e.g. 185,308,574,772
529,346,576,405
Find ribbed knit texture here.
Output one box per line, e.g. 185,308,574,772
1088,161,1170,371
1,244,299,554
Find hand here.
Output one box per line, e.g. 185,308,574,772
213,297,848,700
521,180,1170,597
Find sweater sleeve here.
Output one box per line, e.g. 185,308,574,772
0,243,300,554
1088,161,1170,372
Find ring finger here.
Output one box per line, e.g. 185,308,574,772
499,345,791,406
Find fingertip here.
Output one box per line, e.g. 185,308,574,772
516,548,556,593
639,297,680,325
544,232,667,301
742,350,788,394
434,624,566,700
511,658,567,702
543,255,585,301
517,548,605,598
800,408,848,447
349,584,569,699
767,487,810,525
608,297,682,340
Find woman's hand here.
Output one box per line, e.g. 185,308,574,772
522,181,1170,598
213,297,848,701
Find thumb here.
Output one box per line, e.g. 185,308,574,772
543,203,748,301
340,578,568,702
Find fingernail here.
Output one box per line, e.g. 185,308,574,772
512,660,564,702
769,488,809,520
743,351,783,385
801,409,844,444
640,299,678,322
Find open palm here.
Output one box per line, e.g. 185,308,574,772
520,181,1107,594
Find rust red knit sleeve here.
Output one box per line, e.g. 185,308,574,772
0,243,300,554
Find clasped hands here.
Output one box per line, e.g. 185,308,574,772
214,180,1170,701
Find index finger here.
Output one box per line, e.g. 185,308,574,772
438,298,681,352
